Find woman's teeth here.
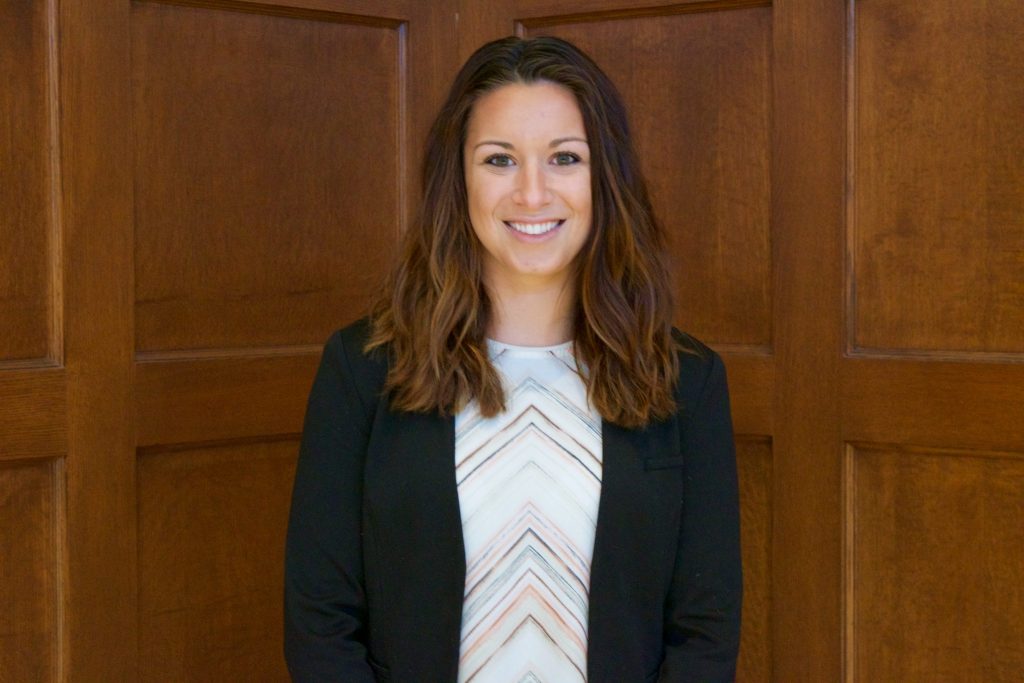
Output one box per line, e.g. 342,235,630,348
507,220,561,235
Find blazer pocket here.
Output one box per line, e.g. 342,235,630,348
644,456,685,471
367,655,391,682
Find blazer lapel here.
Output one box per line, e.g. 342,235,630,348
587,417,682,683
366,409,465,682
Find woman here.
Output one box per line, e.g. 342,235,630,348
285,36,741,683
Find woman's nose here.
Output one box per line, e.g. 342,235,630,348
512,163,550,208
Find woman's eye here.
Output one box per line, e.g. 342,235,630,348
552,151,581,166
484,154,514,167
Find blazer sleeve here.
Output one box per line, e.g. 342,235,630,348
660,349,743,682
284,329,377,683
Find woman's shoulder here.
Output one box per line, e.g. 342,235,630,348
321,316,388,388
670,327,728,406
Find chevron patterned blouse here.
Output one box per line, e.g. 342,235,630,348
455,339,602,683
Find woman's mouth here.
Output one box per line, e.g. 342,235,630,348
504,220,564,236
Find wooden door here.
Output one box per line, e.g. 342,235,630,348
2,0,458,679
843,1,1024,679
2,0,1021,681
1,2,65,680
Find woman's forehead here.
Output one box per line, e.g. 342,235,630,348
465,81,585,145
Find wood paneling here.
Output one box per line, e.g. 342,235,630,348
736,437,772,683
721,353,774,437
0,459,60,682
60,0,138,676
0,368,66,462
0,0,54,361
524,5,773,348
852,0,1024,354
132,2,402,352
770,1,846,679
137,440,298,682
842,358,1024,452
135,351,318,448
3,0,1015,679
848,445,1024,681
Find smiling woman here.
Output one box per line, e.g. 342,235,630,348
464,81,593,344
285,36,742,683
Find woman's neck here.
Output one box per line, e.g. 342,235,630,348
485,278,576,347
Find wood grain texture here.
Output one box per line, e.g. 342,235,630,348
59,0,138,676
770,0,846,679
736,437,772,683
849,445,1024,681
843,358,1024,453
0,459,60,682
851,0,1024,354
135,351,318,448
0,367,66,462
721,352,774,437
456,0,514,64
516,0,770,21
0,0,53,361
131,2,402,352
137,440,298,682
525,7,773,348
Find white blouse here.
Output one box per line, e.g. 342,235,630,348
455,340,603,683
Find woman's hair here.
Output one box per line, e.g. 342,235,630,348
366,35,679,428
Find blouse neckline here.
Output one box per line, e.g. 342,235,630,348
486,338,575,358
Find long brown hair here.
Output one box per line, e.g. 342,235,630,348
367,36,679,428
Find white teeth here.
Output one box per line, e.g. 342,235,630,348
507,220,560,235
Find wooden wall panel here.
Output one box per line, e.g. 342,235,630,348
523,5,773,348
135,352,318,448
736,437,772,683
0,368,66,461
137,439,298,681
131,2,403,352
0,459,60,682
842,358,1024,452
0,0,54,362
848,445,1024,681
852,0,1024,354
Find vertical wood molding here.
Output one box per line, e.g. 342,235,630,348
52,455,68,683
842,443,856,683
60,0,138,678
456,0,514,64
771,0,846,679
46,0,65,366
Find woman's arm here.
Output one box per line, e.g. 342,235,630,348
284,329,377,683
660,349,743,682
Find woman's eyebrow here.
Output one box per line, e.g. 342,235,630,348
472,140,513,150
472,136,588,151
550,136,588,147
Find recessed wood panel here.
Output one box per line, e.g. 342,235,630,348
135,352,318,448
0,0,53,361
132,2,402,352
137,439,299,681
0,459,59,681
525,7,773,347
736,437,772,683
849,445,1024,681
852,0,1024,354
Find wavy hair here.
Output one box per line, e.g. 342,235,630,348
366,35,679,428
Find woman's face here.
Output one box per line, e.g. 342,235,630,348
463,81,592,295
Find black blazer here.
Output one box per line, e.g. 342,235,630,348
284,319,742,683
